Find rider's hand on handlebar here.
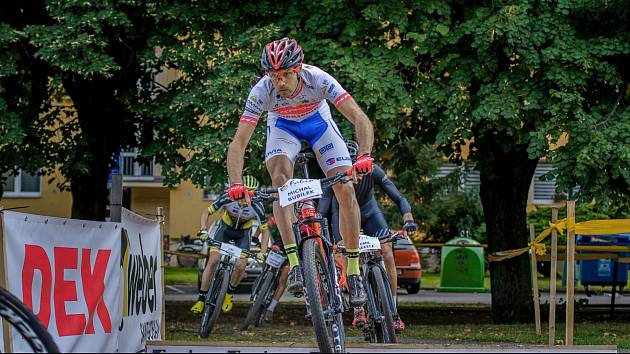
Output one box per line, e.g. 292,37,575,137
402,220,418,235
227,182,252,205
352,153,373,175
256,252,267,263
197,229,209,240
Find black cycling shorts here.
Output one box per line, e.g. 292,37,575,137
212,222,251,251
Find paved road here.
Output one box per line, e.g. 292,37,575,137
165,284,630,307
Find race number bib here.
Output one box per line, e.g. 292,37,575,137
220,243,242,258
359,235,381,253
265,251,287,268
278,179,323,207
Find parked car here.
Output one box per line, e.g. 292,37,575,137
394,235,422,294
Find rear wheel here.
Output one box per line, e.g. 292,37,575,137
302,238,345,353
0,287,59,353
199,269,229,337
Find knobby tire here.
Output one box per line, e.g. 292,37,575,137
0,287,59,353
371,266,396,343
302,238,345,353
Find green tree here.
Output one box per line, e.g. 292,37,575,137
0,2,68,200
2,1,159,220
408,0,630,322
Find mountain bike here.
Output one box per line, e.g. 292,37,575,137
254,151,350,353
198,238,258,338
241,247,287,330
339,231,402,343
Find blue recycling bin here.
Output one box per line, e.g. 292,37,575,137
577,234,630,287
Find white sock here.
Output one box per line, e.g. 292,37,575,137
393,295,397,304
268,299,279,312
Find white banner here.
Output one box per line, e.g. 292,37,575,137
3,211,122,353
119,208,163,352
278,179,323,207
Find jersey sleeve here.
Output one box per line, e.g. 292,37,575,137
373,165,412,216
316,68,353,109
209,193,230,213
252,200,268,225
240,80,270,127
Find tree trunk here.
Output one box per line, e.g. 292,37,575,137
63,75,135,221
478,144,539,323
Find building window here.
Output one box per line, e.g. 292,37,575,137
2,170,41,198
120,150,155,180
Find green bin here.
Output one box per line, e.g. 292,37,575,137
439,237,486,292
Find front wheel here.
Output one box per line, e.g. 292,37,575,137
242,270,275,331
302,238,345,353
371,266,397,343
0,287,59,352
199,269,229,338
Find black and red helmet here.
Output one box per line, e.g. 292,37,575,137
261,37,304,71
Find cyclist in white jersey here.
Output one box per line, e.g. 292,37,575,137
226,37,374,307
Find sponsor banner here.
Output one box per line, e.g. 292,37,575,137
119,208,163,352
2,211,121,352
278,179,323,207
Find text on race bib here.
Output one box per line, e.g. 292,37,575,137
220,243,242,258
265,251,287,268
278,179,323,207
359,235,381,253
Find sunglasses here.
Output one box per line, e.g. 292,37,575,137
267,66,301,78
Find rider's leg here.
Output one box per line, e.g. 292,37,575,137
266,156,297,268
230,257,247,288
381,243,398,300
328,166,360,274
200,251,222,293
328,166,365,306
273,264,289,301
191,250,221,313
265,263,289,322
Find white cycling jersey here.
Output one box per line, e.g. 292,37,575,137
240,64,353,174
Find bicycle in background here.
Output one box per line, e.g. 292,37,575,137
198,238,259,337
241,245,287,330
339,231,403,343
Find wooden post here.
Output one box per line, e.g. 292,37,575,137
110,173,123,222
156,207,166,340
529,224,542,336
565,200,576,346
548,207,559,346
0,212,13,353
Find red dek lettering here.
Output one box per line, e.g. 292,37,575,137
21,245,112,336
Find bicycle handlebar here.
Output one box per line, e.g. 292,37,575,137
254,172,351,197
335,231,404,255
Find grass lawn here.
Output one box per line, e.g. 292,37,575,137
165,266,197,285
166,320,630,349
